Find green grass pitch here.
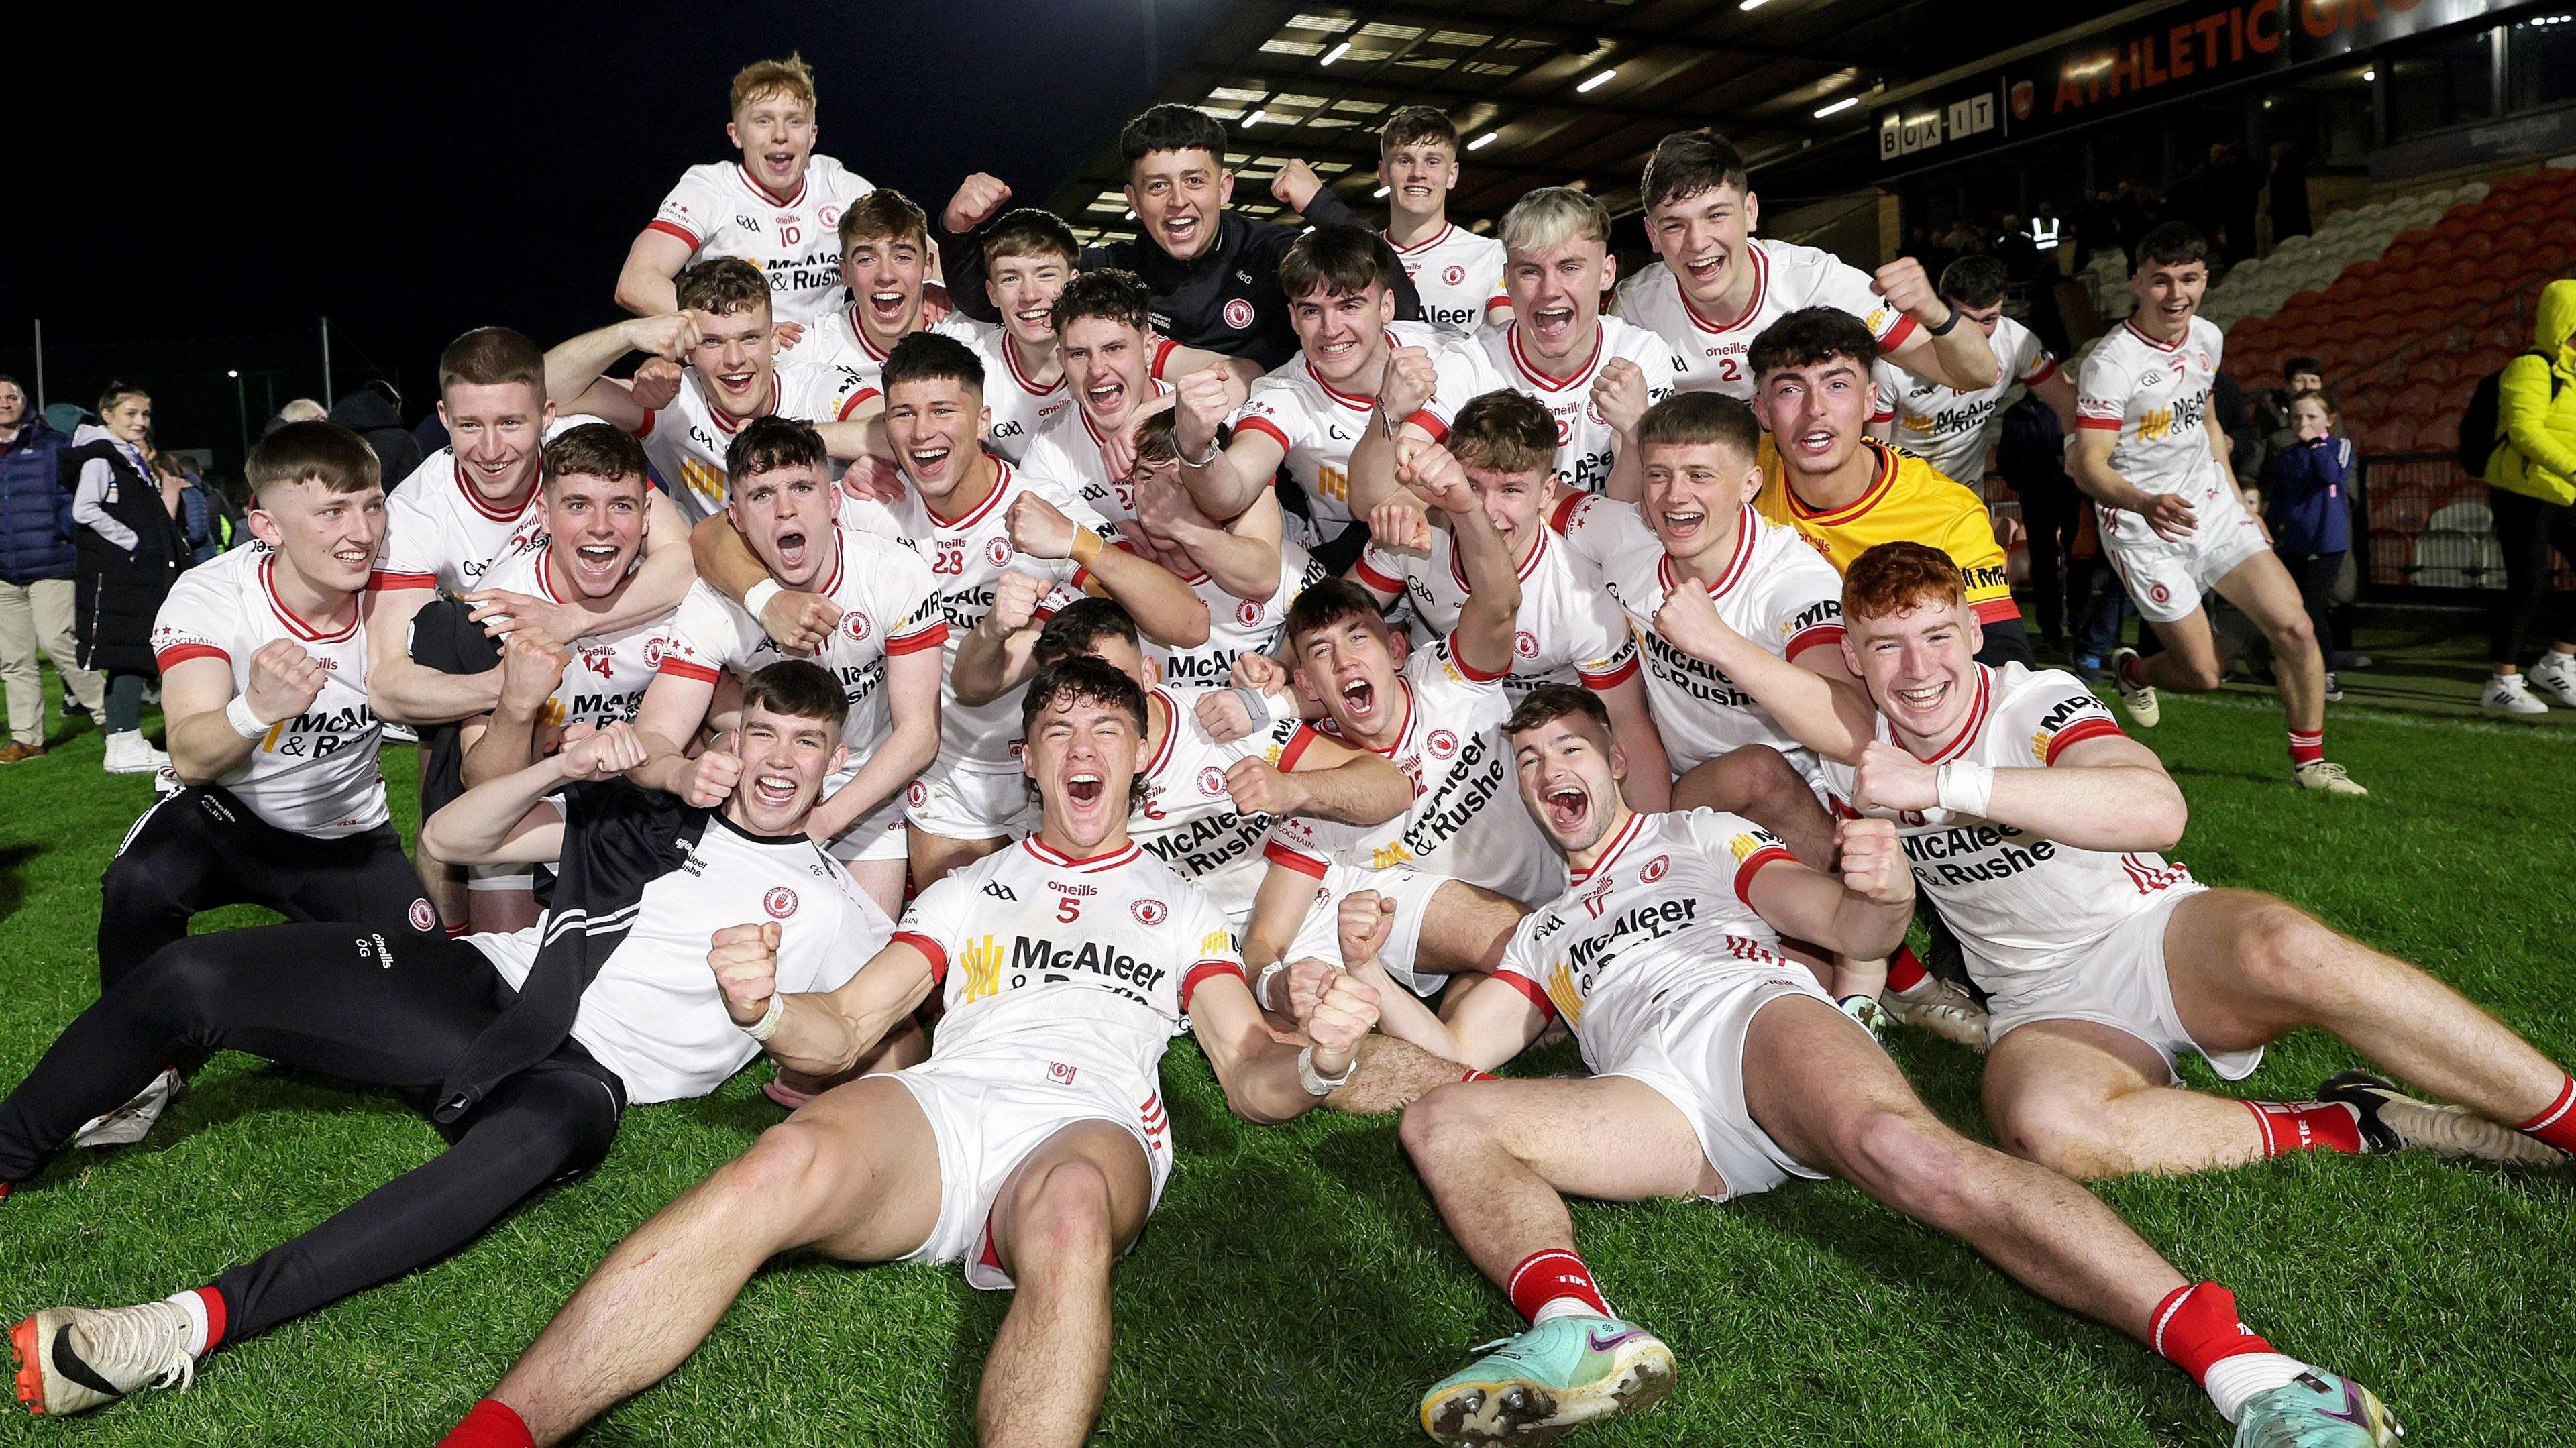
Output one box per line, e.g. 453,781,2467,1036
0,681,2569,1447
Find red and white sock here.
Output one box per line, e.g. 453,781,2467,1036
2119,652,2147,688
1461,1068,1498,1084
1884,946,1931,996
2241,1100,2365,1157
162,1286,225,1359
2286,729,2324,767
2517,1074,2576,1154
439,1399,536,1448
2151,1282,2310,1423
1506,1248,1609,1325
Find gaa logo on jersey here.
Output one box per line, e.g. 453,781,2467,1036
644,638,667,668
986,536,1013,567
1426,728,1459,759
1442,264,1466,287
1641,855,1670,883
1222,298,1256,330
2148,581,2172,604
841,610,874,643
820,205,843,227
908,779,930,807
764,887,800,920
1585,396,1607,426
1515,630,1539,660
1132,898,1168,926
1236,598,1264,628
1198,766,1228,797
409,897,436,933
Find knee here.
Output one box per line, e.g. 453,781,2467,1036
515,1074,622,1176
2173,654,2226,691
722,1121,837,1215
1010,1158,1117,1270
1837,1107,1977,1217
2267,608,2317,655
2231,901,2342,1007
1397,1082,1487,1168
1983,1090,2122,1180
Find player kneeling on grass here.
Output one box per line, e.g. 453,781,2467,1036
7,663,890,1418
438,655,1381,1448
1292,683,2400,1448
1681,539,2576,1182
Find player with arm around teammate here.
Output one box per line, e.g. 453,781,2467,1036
435,655,1384,1448
1293,682,2400,1448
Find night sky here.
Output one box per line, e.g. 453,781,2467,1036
0,1,1226,462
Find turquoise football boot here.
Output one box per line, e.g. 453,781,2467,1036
1417,1315,1674,1445
2235,1370,2402,1447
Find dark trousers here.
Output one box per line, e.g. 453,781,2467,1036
2016,480,2084,646
0,924,621,1347
98,785,443,989
2489,486,2576,665
2280,549,2346,667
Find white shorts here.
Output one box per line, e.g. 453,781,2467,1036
1591,965,1857,1202
2097,478,2271,625
904,761,1039,844
890,1057,1175,1290
1283,861,1451,995
824,775,910,865
1982,883,2259,1083
466,862,534,893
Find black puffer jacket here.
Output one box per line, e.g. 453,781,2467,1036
68,431,189,675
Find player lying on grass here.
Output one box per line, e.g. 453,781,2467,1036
1672,539,2576,1179
436,655,1385,1448
1287,683,2402,1448
6,663,892,1418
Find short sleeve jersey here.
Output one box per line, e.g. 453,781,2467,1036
1870,314,2059,482
1585,499,1847,775
1016,378,1179,527
1479,317,1684,495
647,156,877,327
948,317,1073,461
1356,523,1639,701
634,363,841,525
1754,438,2019,626
893,838,1245,1107
473,545,675,734
837,462,1105,773
1132,685,1312,924
150,543,387,836
1153,538,1324,691
1490,809,1798,1058
1387,224,1509,333
1616,241,1917,400
2075,316,2227,498
1817,663,2191,988
1230,321,1499,536
1260,636,1560,904
370,413,602,594
653,526,947,760
792,311,982,424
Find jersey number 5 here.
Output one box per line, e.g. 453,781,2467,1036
1055,896,1083,924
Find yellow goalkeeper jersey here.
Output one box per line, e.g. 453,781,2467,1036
1755,437,2020,625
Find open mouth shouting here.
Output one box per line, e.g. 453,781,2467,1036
1682,249,1731,290
865,288,909,331
712,368,761,406
570,541,625,588
761,149,798,180
1066,770,1105,807
1542,779,1591,838
1888,675,1953,724
904,442,954,484
1526,302,1578,349
1658,503,1707,546
771,526,810,575
1160,211,1202,253
1084,376,1127,420
749,764,802,812
1336,674,1379,725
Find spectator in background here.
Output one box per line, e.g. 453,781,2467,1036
328,382,423,486
264,398,329,435
2481,278,2576,715
2265,390,2355,702
2251,355,2326,467
1995,391,2081,659
164,455,231,563
0,375,107,761
68,383,188,775
2267,142,2312,243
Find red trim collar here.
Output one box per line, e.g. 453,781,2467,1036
1506,322,1603,392
2120,317,2186,353
1303,331,1406,412
1449,518,1549,592
1656,504,1758,600
1385,223,1455,256
1020,836,1144,872
737,162,808,209
454,456,541,522
1566,808,1646,884
1678,243,1768,335
925,460,1013,530
260,555,360,643
1901,665,1994,764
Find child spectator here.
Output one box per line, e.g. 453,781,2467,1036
2265,389,2353,702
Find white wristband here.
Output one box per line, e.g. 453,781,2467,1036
743,579,784,620
225,693,274,740
1254,960,1289,1013
1297,1044,1356,1097
1935,760,1996,819
744,992,787,1043
1265,689,1298,724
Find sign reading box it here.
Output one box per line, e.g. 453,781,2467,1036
1879,89,1998,160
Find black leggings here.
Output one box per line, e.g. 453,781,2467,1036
2279,549,2345,666
2489,486,2576,665
2016,480,2084,644
0,924,621,1347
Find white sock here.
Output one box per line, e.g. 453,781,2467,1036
1529,1296,1609,1327
162,1289,210,1359
2204,1351,2310,1423
2542,650,2574,667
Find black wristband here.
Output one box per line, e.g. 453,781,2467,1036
1925,307,1960,337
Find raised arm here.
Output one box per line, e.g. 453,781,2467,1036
1741,817,1914,961
710,928,940,1080
1308,891,1546,1072
1651,582,1876,762
949,571,1050,708
458,631,570,789
1219,728,1413,828
1137,477,1282,602
625,669,740,810
1595,673,1674,813
1872,258,2000,392
1405,445,1520,679
366,586,501,725
806,644,941,841
543,314,700,429
1849,732,2187,853
162,647,313,788
1170,369,1279,523
1344,346,1446,522
614,229,695,318
1189,967,1381,1125
420,722,651,867
1007,492,1210,648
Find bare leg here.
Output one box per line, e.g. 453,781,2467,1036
1670,744,1833,865
841,853,908,922
489,1078,943,1445
2211,553,2323,731
1419,881,1527,1014
908,826,1010,891
2138,608,2228,692
1982,1019,2268,1177
1743,996,2183,1337
1327,1034,1486,1115
975,1121,1155,1448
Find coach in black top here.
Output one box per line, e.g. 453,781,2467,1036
1,663,891,1420
941,104,1424,374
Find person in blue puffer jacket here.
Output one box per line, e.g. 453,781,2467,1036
2264,389,2353,702
0,377,107,761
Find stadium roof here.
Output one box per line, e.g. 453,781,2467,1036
1047,0,2136,245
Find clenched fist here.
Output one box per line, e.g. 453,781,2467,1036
628,356,685,412
498,630,570,716
1833,816,1913,907
242,638,327,726
678,736,744,809
1377,346,1440,428
1591,357,1652,435
708,920,782,1027
1171,366,1249,459
1367,500,1434,555
983,569,1053,638
1006,492,1079,561
1850,739,1939,815
558,720,648,780
1651,578,1731,665
759,590,843,655
1222,756,1308,818
1870,256,1943,324
944,172,1013,235
1395,443,1478,518
1304,970,1381,1057
1337,889,1397,972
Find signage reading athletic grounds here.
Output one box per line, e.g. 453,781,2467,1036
1876,0,2523,169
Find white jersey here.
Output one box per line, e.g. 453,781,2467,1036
148,543,386,836
1262,636,1558,905
634,363,841,525
648,155,876,327
1386,223,1507,334
371,414,600,594
1584,499,1847,774
1616,241,1915,400
1491,808,1796,1043
894,837,1245,1111
1132,686,1312,924
1231,321,1499,537
791,309,981,424
1480,317,1683,495
653,526,946,762
1818,663,2190,987
2076,316,2227,499
1355,523,1638,701
1155,539,1324,691
948,317,1072,461
1872,315,2059,482
1018,378,1177,526
838,462,1105,775
474,545,672,733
